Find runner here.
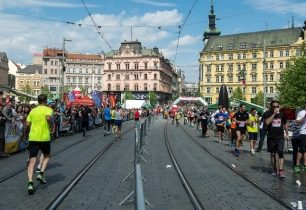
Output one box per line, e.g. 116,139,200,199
103,105,111,136
295,101,306,173
263,100,288,178
229,107,238,147
233,104,249,157
26,94,53,194
110,107,116,135
114,107,123,141
214,106,227,143
199,107,210,138
247,107,259,156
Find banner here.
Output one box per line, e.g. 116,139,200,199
4,121,23,153
91,90,101,107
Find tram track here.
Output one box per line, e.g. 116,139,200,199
44,124,135,210
179,124,293,210
0,123,135,184
164,121,205,210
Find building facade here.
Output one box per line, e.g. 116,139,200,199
103,40,176,103
185,82,198,97
0,52,9,87
65,53,104,93
199,2,306,105
15,64,43,96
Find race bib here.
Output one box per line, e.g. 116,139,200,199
272,119,281,127
201,116,206,119
218,116,224,121
239,121,246,127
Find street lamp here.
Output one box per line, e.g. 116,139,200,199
62,37,72,100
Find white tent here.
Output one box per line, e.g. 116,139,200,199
124,100,148,109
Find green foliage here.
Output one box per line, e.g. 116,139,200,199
124,91,134,100
149,91,158,106
41,85,53,99
252,91,264,107
277,55,306,107
20,84,32,102
79,86,87,94
231,87,244,100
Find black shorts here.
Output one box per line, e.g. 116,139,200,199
114,120,122,127
248,132,258,141
216,124,224,133
267,138,284,153
110,119,115,125
236,128,246,135
28,141,51,158
298,134,306,153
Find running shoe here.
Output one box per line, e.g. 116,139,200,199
294,166,301,174
278,169,285,178
272,168,277,176
251,149,255,156
37,173,47,184
234,148,240,157
27,182,35,194
35,168,41,173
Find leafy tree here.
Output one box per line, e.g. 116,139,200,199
41,85,53,98
20,84,32,102
79,85,87,95
252,91,264,106
149,91,158,106
277,55,306,107
124,91,134,100
231,87,244,100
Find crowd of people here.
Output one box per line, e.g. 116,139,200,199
168,100,306,178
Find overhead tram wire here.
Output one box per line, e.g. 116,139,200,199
174,0,198,63
80,0,114,51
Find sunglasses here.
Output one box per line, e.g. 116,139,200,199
272,105,279,108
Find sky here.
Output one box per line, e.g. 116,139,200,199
0,0,305,82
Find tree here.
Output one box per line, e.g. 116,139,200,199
277,55,306,107
79,85,87,95
251,91,264,106
124,91,134,100
231,87,243,100
20,84,32,102
149,91,158,106
41,85,53,98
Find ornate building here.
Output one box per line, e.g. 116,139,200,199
103,40,176,103
199,1,306,105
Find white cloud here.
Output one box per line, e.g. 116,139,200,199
132,0,176,7
0,0,87,9
245,0,306,17
170,35,201,47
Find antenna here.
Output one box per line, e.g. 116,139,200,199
291,16,294,28
265,21,268,30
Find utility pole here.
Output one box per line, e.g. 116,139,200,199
62,37,72,100
263,40,267,109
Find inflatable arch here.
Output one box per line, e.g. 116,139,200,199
172,96,208,106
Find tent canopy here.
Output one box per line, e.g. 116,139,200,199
208,98,264,113
124,100,149,109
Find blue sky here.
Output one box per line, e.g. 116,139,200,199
0,0,305,82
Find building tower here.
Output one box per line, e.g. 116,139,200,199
203,0,221,42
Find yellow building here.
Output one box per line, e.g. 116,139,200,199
199,2,306,105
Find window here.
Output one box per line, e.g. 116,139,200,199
86,69,88,74
279,51,283,57
216,65,220,72
207,65,211,72
98,69,101,74
107,83,111,91
285,50,289,56
237,54,241,59
116,74,120,80
51,61,54,65
134,84,139,91
153,83,157,91
144,74,148,80
216,87,219,93
251,63,257,70
251,75,257,82
134,63,139,69
240,42,247,49
296,49,302,56
228,54,233,60
251,87,257,94
270,74,274,81
124,84,129,91
116,84,120,91
216,55,220,61
279,62,284,69
221,65,224,71
85,77,89,84
270,51,274,57
107,74,111,80
43,60,47,65
251,42,257,48
207,87,211,94
125,63,130,70
270,86,274,93
134,74,139,80
44,69,47,74
242,53,246,59
228,76,233,82
51,69,54,74
228,87,233,94
97,77,101,84
144,83,148,91
228,64,233,71
227,43,234,50
265,74,268,82
206,76,211,83
72,77,76,83
55,61,58,65
154,62,158,69
237,64,241,71
154,74,157,80
78,77,82,83
116,64,120,70
20,80,24,85
108,63,111,70
125,74,129,80
252,52,257,59
269,62,274,69
286,61,290,68
144,63,148,69
55,69,57,75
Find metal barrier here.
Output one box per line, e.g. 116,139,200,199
119,116,153,209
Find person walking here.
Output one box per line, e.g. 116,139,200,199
233,104,249,157
295,101,306,173
247,107,259,156
26,94,53,194
114,107,123,141
0,104,9,157
199,107,210,138
103,105,111,136
263,100,288,178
